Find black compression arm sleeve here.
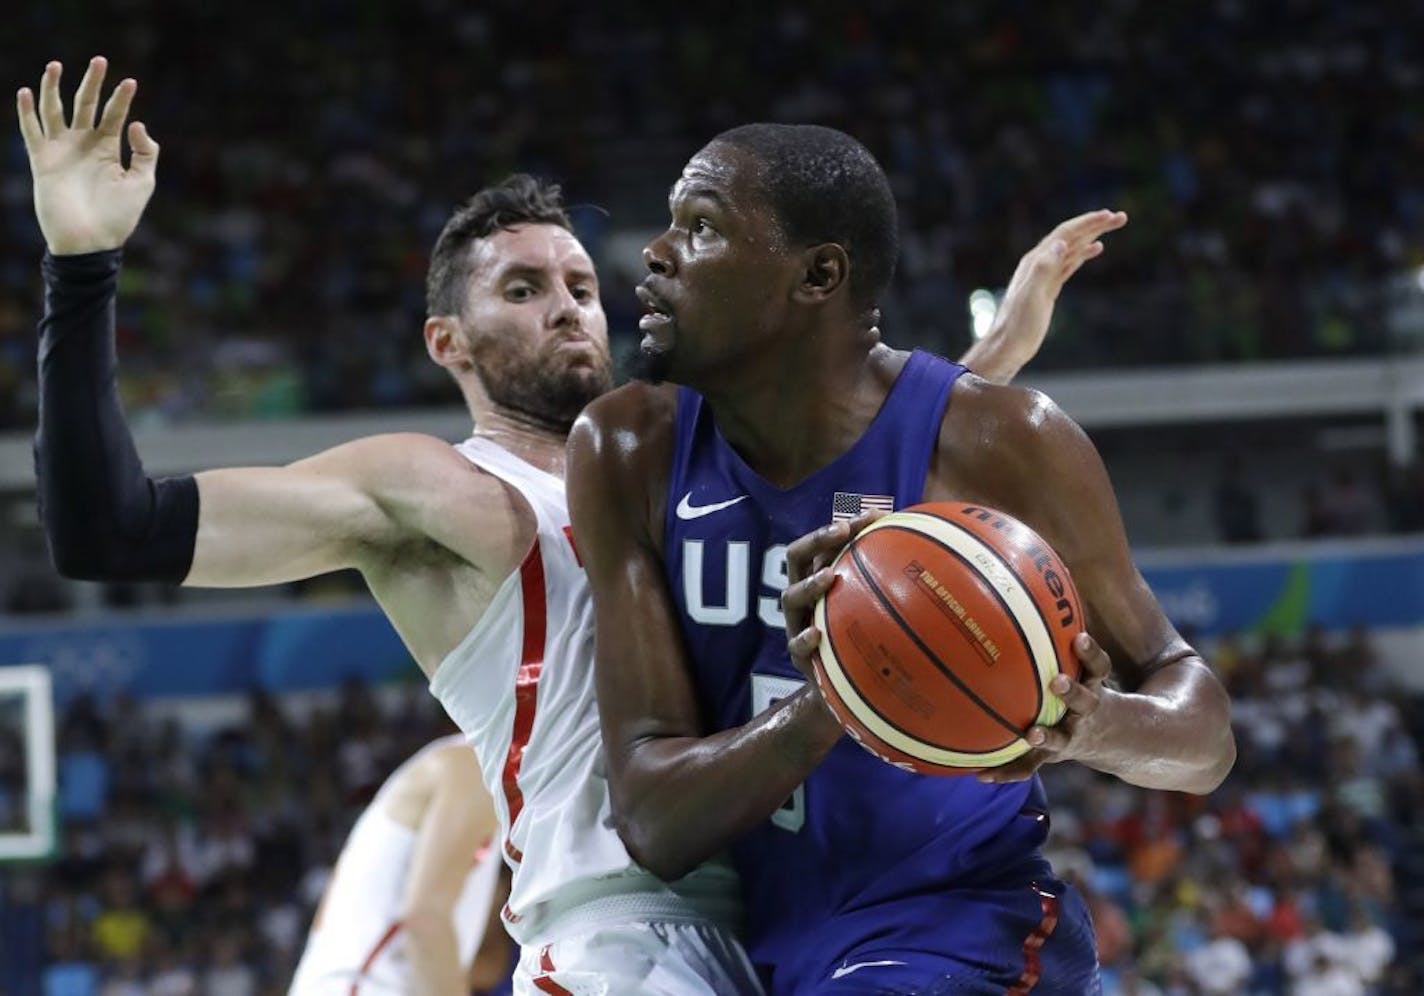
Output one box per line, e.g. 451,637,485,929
34,250,199,583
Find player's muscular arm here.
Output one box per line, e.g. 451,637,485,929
35,250,496,587
20,61,508,592
932,383,1236,793
398,746,496,996
568,388,843,881
36,248,486,587
188,435,497,587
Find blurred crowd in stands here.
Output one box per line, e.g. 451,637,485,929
1212,459,1424,545
3,1,1424,428
1043,625,1418,994
0,627,1417,994
0,679,504,996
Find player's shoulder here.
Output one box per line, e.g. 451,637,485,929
326,432,529,545
942,374,1085,472
329,431,471,474
345,432,500,488
578,381,679,433
570,381,680,470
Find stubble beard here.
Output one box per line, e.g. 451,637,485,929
477,353,613,433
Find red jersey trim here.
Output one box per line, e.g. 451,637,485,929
499,539,548,865
1004,884,1061,995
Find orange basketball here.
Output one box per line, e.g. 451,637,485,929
811,501,1084,775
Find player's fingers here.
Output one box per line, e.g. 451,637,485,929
1081,209,1127,240
70,56,107,130
788,625,822,669
127,121,159,173
786,520,852,584
16,88,43,154
96,78,137,139
1049,672,1100,716
1025,722,1072,753
37,62,65,135
1046,208,1113,244
1072,241,1105,263
1051,209,1127,248
845,510,886,537
978,751,1047,783
781,567,836,617
812,510,885,572
1073,632,1113,683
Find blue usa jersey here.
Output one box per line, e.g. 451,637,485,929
663,351,1061,987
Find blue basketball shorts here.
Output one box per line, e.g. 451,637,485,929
763,877,1101,995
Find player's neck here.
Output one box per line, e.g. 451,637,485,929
704,339,897,489
469,408,569,479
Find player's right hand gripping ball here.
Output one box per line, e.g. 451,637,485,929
811,502,1084,775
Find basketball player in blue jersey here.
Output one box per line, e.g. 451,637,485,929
569,124,1236,994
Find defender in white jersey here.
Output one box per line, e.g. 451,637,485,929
21,57,1119,995
289,736,507,996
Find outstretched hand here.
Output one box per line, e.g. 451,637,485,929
969,209,1128,383
16,57,159,255
976,632,1121,783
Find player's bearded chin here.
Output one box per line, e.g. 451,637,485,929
475,352,606,431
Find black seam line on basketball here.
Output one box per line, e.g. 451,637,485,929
859,525,1044,723
822,595,1017,755
898,524,1046,720
849,541,1025,741
907,513,1059,712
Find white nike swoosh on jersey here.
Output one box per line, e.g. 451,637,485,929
675,492,749,520
831,960,908,980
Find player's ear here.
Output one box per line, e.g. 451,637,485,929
425,316,473,371
794,243,849,304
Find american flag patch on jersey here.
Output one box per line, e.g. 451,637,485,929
831,492,895,522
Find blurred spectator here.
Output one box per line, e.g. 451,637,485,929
1318,469,1380,536
1292,951,1366,996
1186,916,1253,995
1341,904,1396,991
42,926,100,996
146,941,196,996
202,935,256,996
1301,485,1334,538
1384,463,1424,533
1213,454,1263,543
56,731,109,826
96,956,145,996
90,869,149,962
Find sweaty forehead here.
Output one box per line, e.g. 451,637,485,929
468,224,594,284
671,142,769,212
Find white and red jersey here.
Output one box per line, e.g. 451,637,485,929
429,436,742,947
288,737,502,996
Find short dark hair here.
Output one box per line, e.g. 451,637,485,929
711,123,898,314
426,174,574,316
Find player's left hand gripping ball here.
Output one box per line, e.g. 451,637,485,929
781,514,882,700
977,631,1117,783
